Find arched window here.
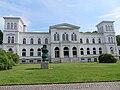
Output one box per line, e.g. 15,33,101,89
80,48,84,55
99,47,102,54
80,38,83,44
93,48,96,54
54,32,59,41
108,37,111,43
98,38,101,43
30,38,34,44
38,38,41,44
11,23,13,29
30,48,34,56
14,23,17,29
23,38,26,44
7,23,10,29
62,33,65,41
64,47,69,57
110,47,114,54
22,49,26,56
86,38,89,44
92,38,95,44
62,32,69,41
111,37,113,43
8,36,11,43
106,25,108,31
55,47,59,58
71,33,77,41
8,48,13,51
45,38,48,44
87,48,90,55
37,48,41,56
11,36,14,43
72,47,77,57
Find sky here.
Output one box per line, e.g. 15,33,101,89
0,0,120,34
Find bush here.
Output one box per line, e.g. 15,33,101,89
0,48,19,70
0,63,4,70
98,54,117,63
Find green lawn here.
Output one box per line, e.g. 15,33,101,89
0,62,120,84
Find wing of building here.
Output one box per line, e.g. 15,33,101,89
1,17,120,63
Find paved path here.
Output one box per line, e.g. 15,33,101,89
0,82,120,90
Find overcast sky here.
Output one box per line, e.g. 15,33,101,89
0,0,120,34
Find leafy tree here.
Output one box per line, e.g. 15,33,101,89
116,35,120,45
0,30,3,44
98,54,117,63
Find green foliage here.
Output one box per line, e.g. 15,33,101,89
0,30,3,44
98,54,117,63
0,48,19,70
116,35,120,45
0,63,4,70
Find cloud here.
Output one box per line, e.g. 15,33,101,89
99,7,120,19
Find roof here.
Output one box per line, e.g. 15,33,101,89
96,21,114,27
49,23,80,29
3,17,25,25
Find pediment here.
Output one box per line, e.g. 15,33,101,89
49,23,80,29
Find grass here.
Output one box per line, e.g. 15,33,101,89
0,62,120,84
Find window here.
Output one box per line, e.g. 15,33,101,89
106,25,108,31
93,48,96,54
81,58,85,60
30,48,34,56
8,36,11,43
111,37,113,43
62,32,69,41
108,37,110,43
37,48,41,56
88,58,91,62
92,38,95,44
55,47,59,58
71,33,77,41
45,38,48,44
14,23,17,29
119,50,120,55
72,47,77,57
23,38,26,44
11,36,14,43
80,38,83,44
30,38,34,44
110,47,114,54
98,38,101,43
87,48,90,55
54,32,59,41
22,49,26,56
38,38,41,44
8,48,13,51
80,48,84,55
11,23,13,29
99,47,102,54
64,47,69,57
7,23,10,29
86,38,89,44
94,58,97,62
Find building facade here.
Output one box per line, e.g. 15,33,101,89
2,17,120,63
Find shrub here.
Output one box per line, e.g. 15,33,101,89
0,63,4,70
98,54,117,63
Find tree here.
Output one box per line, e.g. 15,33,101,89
116,35,120,45
98,54,117,63
0,30,3,44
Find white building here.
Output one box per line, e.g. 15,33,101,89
2,17,120,63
